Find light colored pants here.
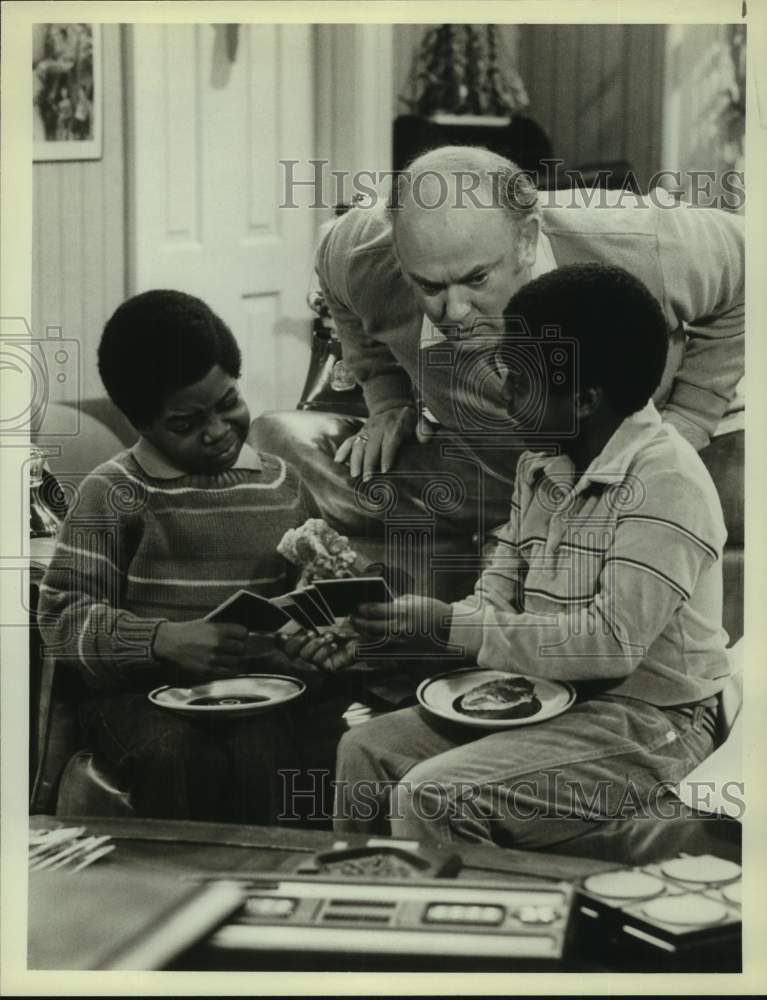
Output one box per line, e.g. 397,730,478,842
334,695,716,850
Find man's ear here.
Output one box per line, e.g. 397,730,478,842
515,214,540,270
576,386,602,419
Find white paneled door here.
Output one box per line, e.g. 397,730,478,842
126,24,315,413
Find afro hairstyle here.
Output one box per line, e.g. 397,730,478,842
98,289,241,427
500,262,668,419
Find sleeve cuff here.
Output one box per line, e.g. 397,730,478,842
115,615,168,668
661,407,711,452
362,375,416,416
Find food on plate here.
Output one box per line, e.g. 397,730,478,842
453,675,542,720
277,518,359,585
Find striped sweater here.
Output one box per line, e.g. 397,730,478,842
38,442,313,692
449,402,731,706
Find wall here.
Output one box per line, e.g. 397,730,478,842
517,24,666,190
32,24,126,405
33,23,394,411
662,23,745,206
314,24,393,209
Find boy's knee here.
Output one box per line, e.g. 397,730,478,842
336,726,370,769
336,716,392,764
391,773,498,844
135,719,214,771
389,779,451,841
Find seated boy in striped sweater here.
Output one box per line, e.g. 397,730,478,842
39,289,320,822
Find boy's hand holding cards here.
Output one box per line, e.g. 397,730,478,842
205,577,394,635
312,577,394,619
273,586,335,631
279,627,358,673
282,578,396,672
204,590,292,633
351,594,455,655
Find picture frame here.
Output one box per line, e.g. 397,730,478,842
32,23,102,162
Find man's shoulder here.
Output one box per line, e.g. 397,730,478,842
318,201,416,322
541,185,739,253
540,186,670,240
321,201,395,260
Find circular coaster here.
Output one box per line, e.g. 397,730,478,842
642,893,727,926
660,856,741,885
583,870,665,900
722,881,742,905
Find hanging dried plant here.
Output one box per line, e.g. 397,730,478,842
401,24,530,118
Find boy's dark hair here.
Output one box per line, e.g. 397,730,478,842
501,263,668,418
98,290,241,427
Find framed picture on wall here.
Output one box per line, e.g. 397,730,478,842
33,23,102,161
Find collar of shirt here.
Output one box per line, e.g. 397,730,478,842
523,400,663,496
531,229,557,279
131,437,263,479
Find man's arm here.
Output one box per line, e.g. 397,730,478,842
449,467,724,681
315,208,415,418
656,198,744,450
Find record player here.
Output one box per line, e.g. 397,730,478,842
574,853,742,971
182,838,576,971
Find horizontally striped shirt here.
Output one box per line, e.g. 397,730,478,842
448,401,730,706
38,442,313,692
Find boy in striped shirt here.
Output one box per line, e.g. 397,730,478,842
318,264,731,848
39,290,319,822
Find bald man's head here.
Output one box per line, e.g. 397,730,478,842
387,145,540,232
387,146,542,339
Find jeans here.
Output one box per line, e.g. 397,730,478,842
79,689,302,823
77,649,332,823
334,694,717,849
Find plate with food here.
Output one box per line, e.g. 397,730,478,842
148,674,306,719
417,669,576,729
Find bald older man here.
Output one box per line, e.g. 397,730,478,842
256,147,743,536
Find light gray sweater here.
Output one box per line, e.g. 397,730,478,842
450,402,730,706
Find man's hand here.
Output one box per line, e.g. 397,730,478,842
351,595,454,653
153,619,249,678
279,628,358,672
334,405,417,481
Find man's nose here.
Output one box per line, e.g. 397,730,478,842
443,287,472,324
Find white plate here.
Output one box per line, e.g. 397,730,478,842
417,669,576,729
148,674,306,719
